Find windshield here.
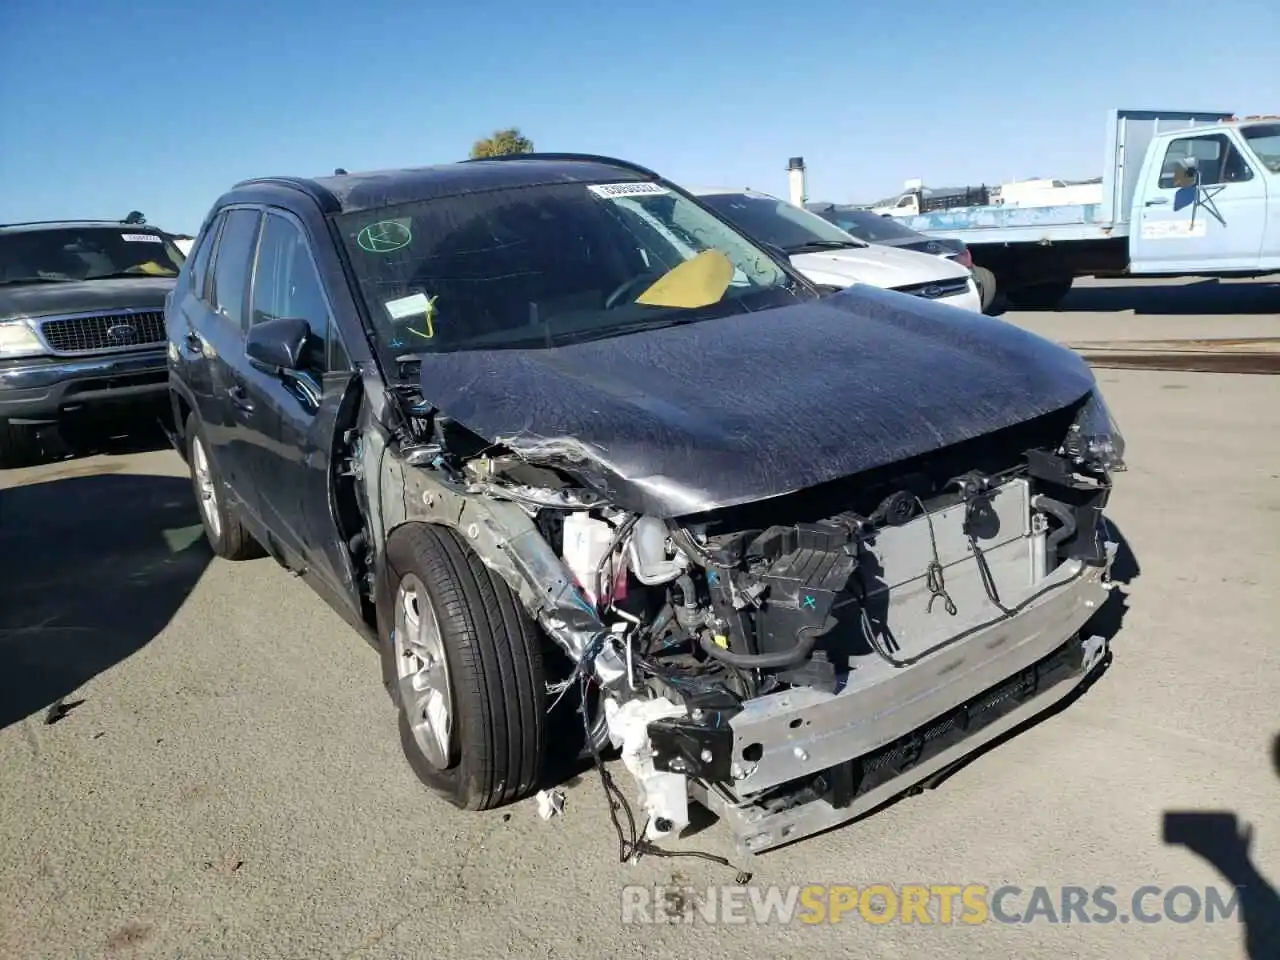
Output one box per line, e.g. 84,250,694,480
1241,123,1280,173
697,193,867,254
335,180,809,357
812,208,925,243
0,226,185,285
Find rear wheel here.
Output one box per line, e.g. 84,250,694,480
377,523,547,810
0,421,42,469
1005,277,1074,310
185,413,265,560
972,265,998,313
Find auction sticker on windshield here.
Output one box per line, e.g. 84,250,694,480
122,234,163,243
588,182,670,199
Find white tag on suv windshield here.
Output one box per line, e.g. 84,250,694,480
587,182,670,199
122,233,162,243
384,292,433,319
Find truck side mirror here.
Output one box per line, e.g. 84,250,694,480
1172,156,1200,188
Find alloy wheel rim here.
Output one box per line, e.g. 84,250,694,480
393,574,454,769
192,437,221,540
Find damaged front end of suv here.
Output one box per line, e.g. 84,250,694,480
347,282,1125,859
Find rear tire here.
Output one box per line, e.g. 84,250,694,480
0,421,42,469
377,523,547,811
972,265,997,313
1005,277,1074,310
185,412,265,560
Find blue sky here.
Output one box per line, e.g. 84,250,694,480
2,0,1276,234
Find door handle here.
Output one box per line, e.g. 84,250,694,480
228,384,255,413
1144,197,1169,206
184,331,203,354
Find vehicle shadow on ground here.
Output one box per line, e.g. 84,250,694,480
1160,733,1280,959
0,472,209,731
678,522,1142,846
1049,278,1280,316
10,413,173,471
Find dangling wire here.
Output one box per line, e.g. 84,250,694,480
915,497,957,616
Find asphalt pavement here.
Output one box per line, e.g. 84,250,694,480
1,276,1278,959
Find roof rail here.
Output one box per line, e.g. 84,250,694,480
231,176,341,213
0,218,138,228
461,152,662,179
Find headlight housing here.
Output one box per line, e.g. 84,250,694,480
0,319,48,360
1061,390,1126,473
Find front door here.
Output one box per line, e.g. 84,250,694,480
1130,130,1268,273
236,209,361,614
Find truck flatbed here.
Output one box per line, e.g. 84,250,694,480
903,202,1118,245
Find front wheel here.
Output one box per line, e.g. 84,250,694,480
971,265,998,313
377,523,547,810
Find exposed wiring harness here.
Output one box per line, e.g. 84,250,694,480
577,672,752,883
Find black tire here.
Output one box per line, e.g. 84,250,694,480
971,265,997,313
1005,278,1074,310
0,420,42,469
377,522,547,810
184,412,265,561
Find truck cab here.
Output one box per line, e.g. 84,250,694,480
1129,118,1280,275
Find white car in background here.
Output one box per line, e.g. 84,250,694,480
691,187,982,313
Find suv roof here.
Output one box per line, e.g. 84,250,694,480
230,153,665,215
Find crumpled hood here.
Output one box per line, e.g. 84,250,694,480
415,285,1097,517
0,277,173,321
788,243,970,290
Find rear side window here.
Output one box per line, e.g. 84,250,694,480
211,209,262,330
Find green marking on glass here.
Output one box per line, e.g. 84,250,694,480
357,219,412,253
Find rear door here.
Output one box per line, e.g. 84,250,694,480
201,207,265,512
171,213,224,427
1130,130,1268,273
236,208,360,610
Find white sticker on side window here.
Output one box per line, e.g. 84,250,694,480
121,233,163,243
587,182,670,199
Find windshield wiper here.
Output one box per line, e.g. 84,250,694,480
84,270,177,281
0,276,79,286
783,239,866,254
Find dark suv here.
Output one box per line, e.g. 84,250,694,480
0,219,186,466
167,156,1122,857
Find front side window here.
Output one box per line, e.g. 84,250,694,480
814,208,924,243
1240,123,1280,174
1157,134,1254,188
334,179,810,362
0,226,185,286
251,212,331,372
699,193,867,255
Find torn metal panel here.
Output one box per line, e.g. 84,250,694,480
413,285,1098,518
376,449,625,684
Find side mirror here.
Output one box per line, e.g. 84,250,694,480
1172,156,1200,188
246,316,310,373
